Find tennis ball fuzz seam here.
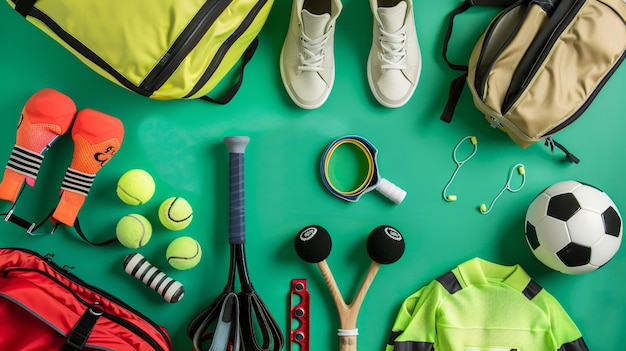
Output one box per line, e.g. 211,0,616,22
166,236,202,270
116,169,156,206
159,197,193,231
116,214,152,249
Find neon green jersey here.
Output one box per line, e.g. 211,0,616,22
385,258,588,351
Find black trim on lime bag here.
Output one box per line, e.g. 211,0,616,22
187,0,269,101
140,0,233,93
17,7,152,96
198,38,259,104
13,0,253,100
13,0,37,17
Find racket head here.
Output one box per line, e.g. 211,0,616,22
187,246,238,343
236,241,285,350
238,289,285,351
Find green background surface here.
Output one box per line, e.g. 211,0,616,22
0,1,624,350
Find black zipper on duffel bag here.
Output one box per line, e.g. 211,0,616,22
1,248,172,351
139,0,233,93
17,6,153,97
474,0,527,99
183,0,269,98
501,0,586,114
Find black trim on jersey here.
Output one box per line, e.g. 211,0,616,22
394,341,435,351
387,331,403,345
559,337,589,351
436,271,462,294
522,279,543,300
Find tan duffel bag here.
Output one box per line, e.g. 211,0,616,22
441,0,626,163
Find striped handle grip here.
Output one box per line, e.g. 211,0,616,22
123,253,184,303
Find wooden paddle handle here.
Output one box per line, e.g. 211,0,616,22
317,260,381,351
339,335,357,351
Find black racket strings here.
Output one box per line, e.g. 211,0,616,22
235,243,283,350
188,243,284,351
187,245,238,350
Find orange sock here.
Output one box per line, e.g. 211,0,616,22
0,88,76,203
52,109,124,226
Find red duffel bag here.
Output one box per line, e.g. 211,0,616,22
0,247,173,351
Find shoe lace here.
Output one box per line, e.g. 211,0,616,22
378,25,407,70
298,27,330,72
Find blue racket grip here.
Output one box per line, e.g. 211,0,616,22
224,136,249,245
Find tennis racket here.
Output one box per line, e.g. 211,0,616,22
188,136,283,351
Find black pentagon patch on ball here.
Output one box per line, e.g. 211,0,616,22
525,222,540,250
547,193,580,221
602,207,622,237
557,242,591,267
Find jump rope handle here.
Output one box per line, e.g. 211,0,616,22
123,253,184,303
224,136,249,245
376,178,406,204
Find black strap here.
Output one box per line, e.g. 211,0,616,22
61,303,104,351
200,37,259,105
441,0,521,122
14,0,37,17
442,0,473,71
545,138,580,164
440,72,468,123
73,216,118,246
443,0,520,70
2,205,117,245
3,207,58,235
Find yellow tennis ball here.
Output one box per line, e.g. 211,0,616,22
116,214,152,249
116,169,156,205
158,197,193,231
166,236,202,270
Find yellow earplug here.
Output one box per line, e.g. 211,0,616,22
442,136,478,202
479,163,526,215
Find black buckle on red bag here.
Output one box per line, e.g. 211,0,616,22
61,302,104,351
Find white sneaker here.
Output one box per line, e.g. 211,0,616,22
280,0,342,109
367,0,421,108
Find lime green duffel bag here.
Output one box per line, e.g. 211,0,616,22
6,0,273,102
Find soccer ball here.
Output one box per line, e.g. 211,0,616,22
525,180,622,274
